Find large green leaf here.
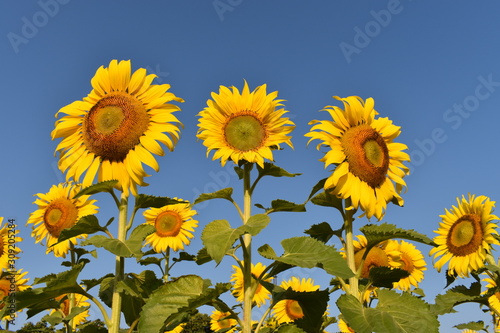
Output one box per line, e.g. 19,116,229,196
454,321,487,331
369,267,410,288
310,190,343,213
337,290,439,333
138,275,205,333
244,214,270,236
135,194,187,209
74,180,118,198
258,236,353,279
431,282,485,315
256,163,301,178
194,188,234,206
57,215,107,243
303,222,336,243
276,325,307,333
360,223,437,250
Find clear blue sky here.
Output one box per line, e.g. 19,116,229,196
1,1,500,331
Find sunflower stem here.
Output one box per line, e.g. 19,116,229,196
163,248,171,282
344,199,359,299
242,163,253,333
110,193,128,333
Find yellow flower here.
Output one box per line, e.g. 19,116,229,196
230,262,272,307
210,310,238,333
273,277,319,324
0,269,29,319
51,59,183,196
338,318,356,332
27,183,98,258
482,276,500,318
385,239,426,291
306,96,410,220
197,81,295,167
429,194,499,277
165,323,185,333
51,293,91,328
341,235,390,279
143,200,198,252
0,218,22,270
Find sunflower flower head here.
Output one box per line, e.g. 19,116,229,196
385,239,426,291
230,262,272,307
305,96,410,220
27,183,98,258
51,292,91,328
197,81,295,167
338,318,356,333
210,310,238,333
143,199,198,252
0,218,22,270
273,277,319,324
51,59,184,196
429,194,500,277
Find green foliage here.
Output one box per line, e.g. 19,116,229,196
194,188,234,206
74,180,119,198
135,194,187,209
454,321,488,332
255,199,306,213
181,313,214,333
17,321,56,333
303,222,337,243
258,236,354,279
256,163,301,179
57,215,110,244
431,282,485,315
368,266,410,288
337,290,439,333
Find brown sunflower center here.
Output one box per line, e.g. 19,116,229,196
446,214,483,256
341,124,389,188
223,113,267,152
43,198,79,238
285,299,304,320
354,247,389,279
83,92,149,162
155,211,183,237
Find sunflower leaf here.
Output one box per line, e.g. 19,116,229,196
195,247,213,265
267,199,306,213
258,236,353,279
360,223,436,249
81,274,114,291
276,325,307,333
57,215,107,244
194,188,234,206
135,194,187,210
310,190,343,212
74,180,119,198
304,222,336,243
256,162,301,178
81,235,133,257
430,282,484,315
368,267,410,288
138,275,205,333
201,219,241,264
337,290,439,333
244,214,270,235
307,178,327,201
453,321,487,331
126,224,156,257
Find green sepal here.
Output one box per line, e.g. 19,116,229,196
134,194,187,210
337,289,439,333
258,236,353,279
194,188,234,206
74,180,119,198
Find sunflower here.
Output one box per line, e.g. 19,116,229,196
0,218,22,270
305,96,410,220
273,277,319,324
165,323,185,333
338,318,356,333
341,235,390,279
143,200,198,252
210,310,238,333
51,293,91,328
230,262,272,307
27,183,98,258
51,59,183,197
0,269,29,319
482,275,500,317
197,81,295,167
384,239,426,291
429,194,500,277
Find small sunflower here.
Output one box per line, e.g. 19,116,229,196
429,194,500,277
0,269,29,318
0,218,22,270
52,59,184,196
197,81,295,167
51,293,91,328
143,200,198,252
306,96,410,220
273,277,319,324
385,239,426,291
338,318,356,333
165,323,185,333
482,276,500,316
210,310,238,333
27,183,98,258
341,235,390,279
230,262,272,307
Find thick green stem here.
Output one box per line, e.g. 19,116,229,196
110,193,128,333
242,163,253,333
344,199,359,299
163,248,171,283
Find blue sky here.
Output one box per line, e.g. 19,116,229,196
1,1,500,331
